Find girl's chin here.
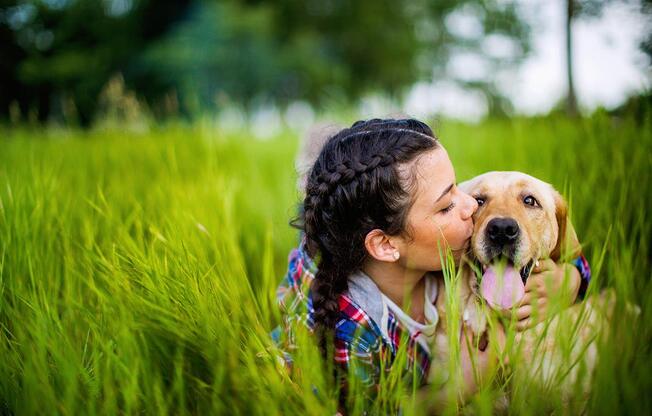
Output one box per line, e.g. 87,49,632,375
450,240,470,254
450,250,464,262
450,243,471,260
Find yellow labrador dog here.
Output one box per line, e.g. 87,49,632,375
431,171,616,402
461,171,582,311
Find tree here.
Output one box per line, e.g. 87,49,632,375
641,0,652,67
0,0,191,124
566,0,579,116
563,0,651,116
138,0,532,115
0,0,532,122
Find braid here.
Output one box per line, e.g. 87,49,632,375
311,153,396,199
311,257,350,352
311,136,433,200
297,118,439,356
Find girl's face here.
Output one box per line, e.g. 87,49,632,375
395,146,478,272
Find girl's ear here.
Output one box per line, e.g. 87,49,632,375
364,229,401,263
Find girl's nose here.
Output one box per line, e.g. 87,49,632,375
461,192,478,220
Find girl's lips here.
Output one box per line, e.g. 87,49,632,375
447,222,475,252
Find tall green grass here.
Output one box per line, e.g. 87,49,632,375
0,111,650,415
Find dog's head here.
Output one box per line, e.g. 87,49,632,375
459,171,581,309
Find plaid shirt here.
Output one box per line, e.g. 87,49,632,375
273,243,592,395
274,245,432,394
573,254,592,300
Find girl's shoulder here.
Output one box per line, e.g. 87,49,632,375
276,245,385,348
276,245,317,318
335,294,385,352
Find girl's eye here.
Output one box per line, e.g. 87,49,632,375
475,197,485,206
440,202,456,213
523,195,540,207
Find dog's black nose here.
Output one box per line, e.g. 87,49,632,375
486,217,520,246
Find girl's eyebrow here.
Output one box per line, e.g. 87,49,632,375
435,183,454,202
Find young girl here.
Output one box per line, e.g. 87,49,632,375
274,118,590,407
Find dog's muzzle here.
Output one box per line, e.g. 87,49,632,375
473,216,535,310
486,217,520,246
484,217,520,261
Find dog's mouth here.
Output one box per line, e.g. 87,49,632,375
476,256,535,310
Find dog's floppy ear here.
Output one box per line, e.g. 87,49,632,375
550,190,582,261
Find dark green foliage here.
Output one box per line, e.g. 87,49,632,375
0,0,531,123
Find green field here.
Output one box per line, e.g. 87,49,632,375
1,112,650,415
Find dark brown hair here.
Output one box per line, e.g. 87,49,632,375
296,118,439,351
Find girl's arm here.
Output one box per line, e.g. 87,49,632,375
509,254,591,331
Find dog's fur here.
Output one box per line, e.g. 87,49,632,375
430,171,617,402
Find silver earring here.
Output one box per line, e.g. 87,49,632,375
393,251,400,260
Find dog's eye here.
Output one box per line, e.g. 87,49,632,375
523,195,540,207
475,197,485,206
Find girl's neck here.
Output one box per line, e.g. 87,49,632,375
362,260,427,322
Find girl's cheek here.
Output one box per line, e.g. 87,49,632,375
438,221,450,231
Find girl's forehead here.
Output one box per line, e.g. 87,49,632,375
410,147,455,199
416,148,453,178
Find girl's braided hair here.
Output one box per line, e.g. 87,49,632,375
295,118,439,352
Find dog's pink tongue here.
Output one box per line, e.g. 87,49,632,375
480,264,525,309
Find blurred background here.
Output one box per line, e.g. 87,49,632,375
1,0,650,132
1,3,651,413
